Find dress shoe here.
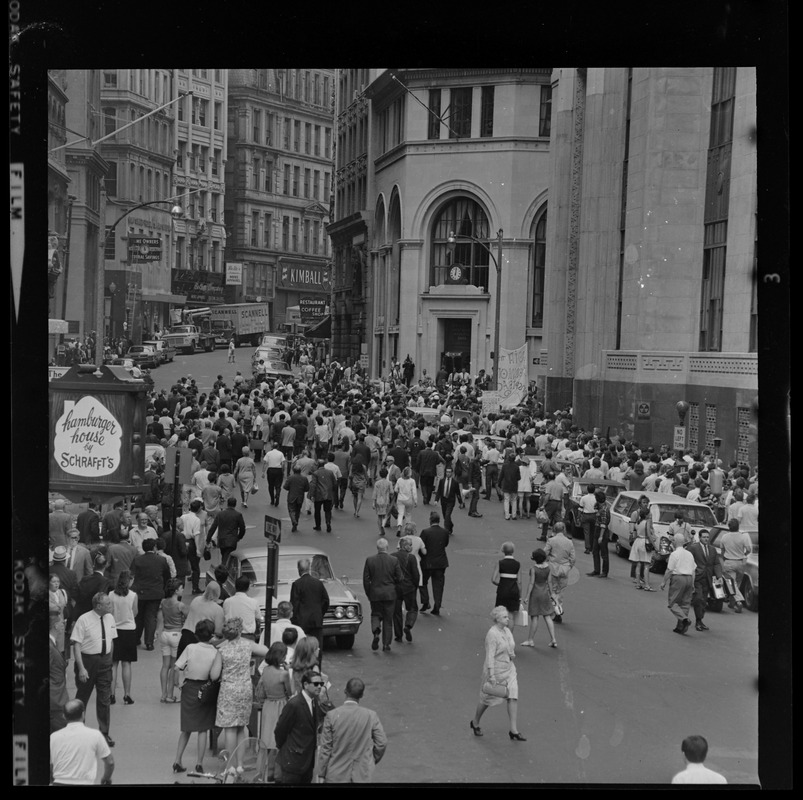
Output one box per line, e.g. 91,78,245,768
326,526,332,532
673,626,685,635
110,694,116,705
146,644,154,651
194,765,204,773
586,572,600,576
394,636,403,643
371,634,380,651
382,645,391,652
123,695,134,705
584,549,591,554
404,626,413,641
538,537,547,542
734,602,742,614
682,618,691,631
470,720,483,737
431,608,440,616
420,604,431,613
695,623,708,631
509,732,527,741
173,763,187,773
600,574,608,578
312,526,322,531
553,614,562,623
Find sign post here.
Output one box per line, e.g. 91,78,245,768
264,514,282,632
673,425,687,452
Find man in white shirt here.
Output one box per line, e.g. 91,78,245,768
737,493,758,528
262,600,306,647
129,513,159,556
222,576,262,640
660,533,697,633
671,735,727,784
179,499,204,594
50,699,115,785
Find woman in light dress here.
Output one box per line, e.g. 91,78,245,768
394,467,418,534
254,641,292,782
233,446,257,508
470,606,526,741
629,495,656,590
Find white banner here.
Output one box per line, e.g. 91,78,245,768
481,390,500,416
497,344,528,408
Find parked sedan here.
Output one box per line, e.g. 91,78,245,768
205,545,363,649
126,344,160,368
564,478,627,537
607,491,719,557
708,525,759,612
143,339,176,363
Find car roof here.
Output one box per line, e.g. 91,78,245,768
616,491,710,506
573,478,627,487
230,545,329,561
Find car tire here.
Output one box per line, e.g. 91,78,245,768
614,539,627,557
335,634,355,650
742,578,758,612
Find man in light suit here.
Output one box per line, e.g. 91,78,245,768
434,464,461,534
318,678,387,783
362,538,403,652
290,558,330,651
419,511,450,615
687,529,723,632
274,669,325,784
66,529,94,581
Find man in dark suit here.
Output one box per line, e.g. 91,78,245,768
419,511,450,615
74,552,113,621
274,669,325,784
216,429,234,470
201,438,221,473
391,536,420,643
101,501,125,544
65,530,94,582
434,464,461,534
290,558,330,650
363,538,403,652
104,528,138,584
131,538,170,650
417,440,443,505
76,501,101,546
206,497,246,562
687,528,723,632
50,547,80,606
309,459,337,532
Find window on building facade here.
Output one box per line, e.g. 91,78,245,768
324,172,330,202
530,209,547,327
264,213,272,248
314,125,321,155
292,218,299,252
211,241,219,270
103,71,117,88
313,220,320,255
251,212,259,247
177,95,185,121
428,89,441,139
539,84,552,137
430,197,490,288
103,161,117,197
293,166,300,197
448,87,472,138
104,226,116,260
266,113,273,145
282,216,289,250
305,122,311,154
103,107,116,137
283,163,290,195
214,102,222,130
324,76,330,107
325,127,331,158
253,109,261,142
313,170,320,200
480,86,494,137
211,148,219,176
253,158,261,190
294,120,301,151
699,66,736,353
283,117,291,149
303,219,310,253
265,161,273,191
314,73,321,105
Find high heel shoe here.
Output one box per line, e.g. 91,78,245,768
123,695,134,705
549,640,557,648
194,764,204,774
172,763,187,773
470,720,483,737
509,731,527,741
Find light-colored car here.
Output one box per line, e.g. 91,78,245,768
205,545,363,649
143,339,176,363
708,525,759,612
564,478,627,537
525,455,583,483
126,344,160,369
607,491,719,557
251,347,295,382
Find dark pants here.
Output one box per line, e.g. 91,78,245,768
421,568,446,610
135,597,161,647
186,539,201,591
277,766,314,785
287,498,303,530
541,499,563,539
370,599,396,647
74,652,113,735
591,525,610,576
484,465,501,499
267,468,284,505
393,590,418,637
581,512,597,550
691,577,710,623
314,499,333,529
161,505,174,532
468,486,481,514
337,477,348,508
440,500,456,533
420,474,435,504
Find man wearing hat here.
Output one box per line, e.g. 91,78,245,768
50,499,73,549
50,546,79,605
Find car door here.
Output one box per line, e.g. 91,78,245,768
609,495,637,545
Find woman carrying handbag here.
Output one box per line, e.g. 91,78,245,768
470,606,526,741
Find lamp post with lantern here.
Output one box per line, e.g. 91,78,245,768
447,228,504,389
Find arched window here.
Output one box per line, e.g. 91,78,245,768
530,208,547,327
431,197,490,289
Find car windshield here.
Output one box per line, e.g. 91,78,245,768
239,554,335,585
653,504,718,526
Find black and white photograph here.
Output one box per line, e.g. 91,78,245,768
12,1,789,788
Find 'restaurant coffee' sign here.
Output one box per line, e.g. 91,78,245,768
53,396,123,476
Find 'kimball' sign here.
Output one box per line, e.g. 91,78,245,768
53,396,123,476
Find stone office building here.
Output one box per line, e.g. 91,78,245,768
543,67,757,465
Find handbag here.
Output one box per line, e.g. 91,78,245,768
535,507,550,525
551,594,564,617
515,603,529,627
482,680,509,698
197,678,220,705
711,576,727,600
250,484,259,494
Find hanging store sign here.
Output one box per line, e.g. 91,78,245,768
299,296,327,323
171,269,234,304
52,395,123,477
128,236,163,263
226,262,243,285
278,261,331,291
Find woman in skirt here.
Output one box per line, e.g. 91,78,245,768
254,642,292,782
110,570,138,705
173,620,222,773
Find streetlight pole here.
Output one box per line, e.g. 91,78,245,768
98,199,184,368
447,229,504,389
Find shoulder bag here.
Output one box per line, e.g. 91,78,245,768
197,678,221,705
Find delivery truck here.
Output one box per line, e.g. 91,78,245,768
183,303,271,347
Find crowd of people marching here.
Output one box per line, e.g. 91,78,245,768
48,348,756,784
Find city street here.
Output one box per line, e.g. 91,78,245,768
71,349,760,785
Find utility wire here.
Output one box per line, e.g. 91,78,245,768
389,73,461,139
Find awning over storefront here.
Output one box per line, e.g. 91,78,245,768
141,293,187,304
304,314,331,339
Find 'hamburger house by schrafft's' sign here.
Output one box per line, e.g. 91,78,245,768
49,365,148,499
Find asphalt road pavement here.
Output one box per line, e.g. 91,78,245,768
84,349,759,785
